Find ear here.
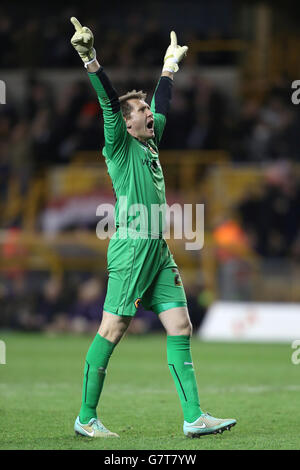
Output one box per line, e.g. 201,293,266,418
124,116,132,129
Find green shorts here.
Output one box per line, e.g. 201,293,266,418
104,230,187,317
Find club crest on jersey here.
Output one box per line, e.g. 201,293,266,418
134,298,142,309
172,268,182,286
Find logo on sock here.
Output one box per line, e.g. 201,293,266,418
98,367,107,376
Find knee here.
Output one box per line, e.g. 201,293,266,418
98,312,130,344
178,318,193,337
168,317,193,337
98,322,125,344
160,307,193,336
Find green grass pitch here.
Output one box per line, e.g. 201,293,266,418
0,331,299,450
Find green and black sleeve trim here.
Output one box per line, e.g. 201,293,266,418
151,76,173,146
87,67,129,162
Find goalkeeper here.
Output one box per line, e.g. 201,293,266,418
70,17,236,438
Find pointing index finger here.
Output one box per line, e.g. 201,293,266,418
70,17,83,32
170,31,177,47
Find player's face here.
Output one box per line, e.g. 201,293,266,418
125,99,155,141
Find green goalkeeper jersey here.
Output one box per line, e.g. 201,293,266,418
88,68,173,236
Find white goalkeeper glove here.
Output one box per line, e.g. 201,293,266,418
70,17,96,66
163,31,188,73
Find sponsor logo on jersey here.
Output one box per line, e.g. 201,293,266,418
134,298,142,309
142,157,161,171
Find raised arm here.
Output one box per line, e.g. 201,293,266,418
70,17,128,164
151,31,188,146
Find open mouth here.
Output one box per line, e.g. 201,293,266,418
147,120,154,130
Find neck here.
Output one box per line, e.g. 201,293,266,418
134,136,149,145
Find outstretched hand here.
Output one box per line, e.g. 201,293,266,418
70,17,96,64
163,31,188,73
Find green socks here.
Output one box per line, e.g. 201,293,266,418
79,333,202,425
167,335,202,423
79,333,116,424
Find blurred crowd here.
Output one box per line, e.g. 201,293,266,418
1,1,300,322
0,273,208,334
1,3,300,198
211,159,300,301
230,79,300,162
1,71,300,195
0,3,236,69
238,160,300,259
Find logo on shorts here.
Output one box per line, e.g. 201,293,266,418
172,268,182,286
134,298,142,309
